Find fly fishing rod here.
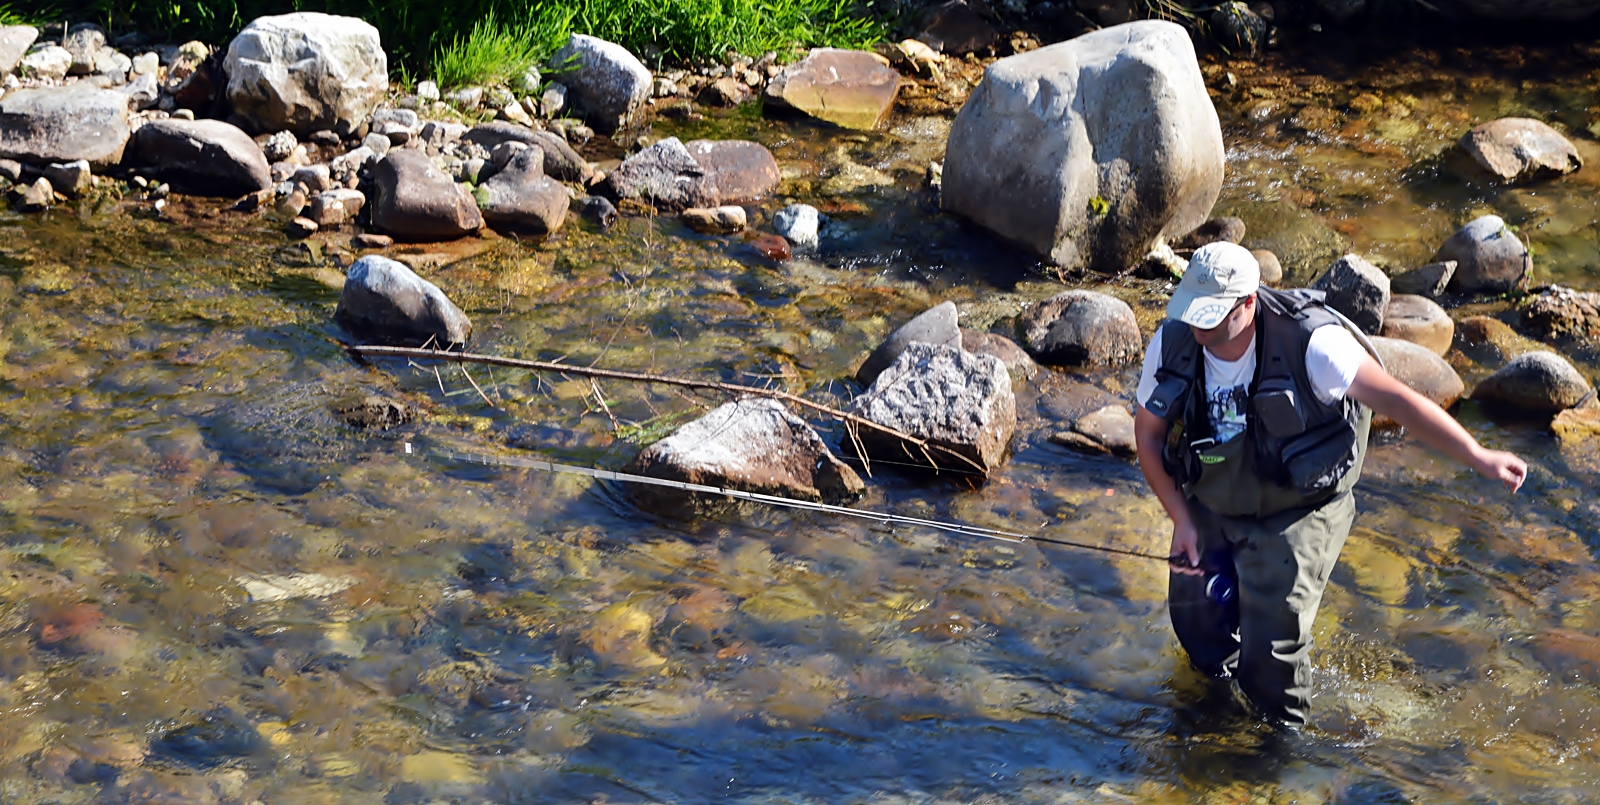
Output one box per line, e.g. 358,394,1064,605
406,443,1183,563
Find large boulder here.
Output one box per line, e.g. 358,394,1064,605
224,13,388,137
369,150,483,242
1311,254,1390,335
475,147,570,236
0,25,38,75
626,397,864,509
1460,118,1583,182
460,124,593,184
764,48,903,130
848,342,1016,476
1016,290,1141,367
1367,336,1465,428
594,137,779,212
128,119,272,197
1379,294,1454,356
334,255,472,347
0,85,131,169
856,301,963,386
1436,214,1530,295
942,21,1222,274
546,34,651,136
1472,351,1593,417
1521,285,1600,342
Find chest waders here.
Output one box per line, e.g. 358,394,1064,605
1149,287,1375,725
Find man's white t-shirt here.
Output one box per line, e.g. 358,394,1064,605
1136,324,1369,444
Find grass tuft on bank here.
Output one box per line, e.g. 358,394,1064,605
40,0,888,86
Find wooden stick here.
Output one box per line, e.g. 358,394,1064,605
347,345,983,473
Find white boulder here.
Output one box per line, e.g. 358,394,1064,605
224,13,388,137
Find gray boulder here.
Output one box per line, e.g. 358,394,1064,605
961,329,1038,381
1391,261,1456,298
685,139,780,205
62,23,105,76
1368,336,1464,428
1472,350,1593,417
626,397,865,509
0,85,131,168
121,71,160,111
334,255,472,347
546,34,651,135
42,160,90,197
1380,294,1454,356
1436,215,1529,295
307,188,365,226
1311,254,1390,334
1016,290,1141,366
1460,118,1583,182
129,119,272,196
369,150,483,242
460,123,593,184
942,21,1223,274
856,301,963,386
764,48,903,130
595,137,713,211
224,13,388,136
774,204,822,253
849,342,1016,476
475,147,571,236
19,45,71,80
0,25,39,75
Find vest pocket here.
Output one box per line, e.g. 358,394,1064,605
1278,416,1357,495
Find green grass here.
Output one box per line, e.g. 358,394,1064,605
34,0,888,85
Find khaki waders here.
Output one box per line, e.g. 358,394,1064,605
1167,428,1361,725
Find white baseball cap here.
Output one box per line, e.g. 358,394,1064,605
1166,242,1261,328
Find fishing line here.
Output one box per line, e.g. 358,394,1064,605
405,443,1179,563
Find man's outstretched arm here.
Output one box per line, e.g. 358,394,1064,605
1345,356,1528,492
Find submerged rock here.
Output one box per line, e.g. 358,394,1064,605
1380,294,1453,356
1436,214,1530,295
475,146,570,236
1016,290,1141,367
1368,336,1464,428
155,707,261,769
1311,254,1390,335
848,342,1016,476
224,12,388,136
764,47,903,130
334,254,472,347
1472,351,1592,417
0,85,132,169
626,397,864,509
1051,405,1137,457
330,395,415,429
942,21,1222,274
1454,315,1546,364
128,119,272,197
546,34,652,136
856,301,963,386
1460,118,1583,182
679,205,746,235
369,150,483,241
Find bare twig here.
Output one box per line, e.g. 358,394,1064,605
460,364,496,408
348,345,984,474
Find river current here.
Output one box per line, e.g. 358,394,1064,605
1,31,1599,805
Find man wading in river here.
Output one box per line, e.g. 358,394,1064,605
1134,242,1528,725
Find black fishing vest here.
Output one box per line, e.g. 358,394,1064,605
1144,287,1371,514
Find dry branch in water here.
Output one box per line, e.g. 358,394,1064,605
347,345,984,474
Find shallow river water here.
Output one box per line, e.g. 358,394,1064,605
2,32,1600,805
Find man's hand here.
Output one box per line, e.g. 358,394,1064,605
1470,447,1528,493
1169,519,1203,575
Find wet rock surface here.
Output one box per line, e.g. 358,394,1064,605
369,150,483,241
849,342,1016,476
626,397,864,509
334,254,472,347
1472,350,1593,417
856,300,962,386
1437,214,1530,295
942,21,1222,274
960,329,1037,381
1460,117,1583,182
224,12,388,136
1050,405,1137,457
1016,290,1141,367
128,119,272,197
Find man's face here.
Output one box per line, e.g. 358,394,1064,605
1189,293,1256,349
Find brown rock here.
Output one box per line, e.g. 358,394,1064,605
1460,118,1583,182
698,77,754,107
1369,336,1464,428
1251,249,1283,285
1530,628,1600,686
287,216,318,237
1552,408,1600,444
1380,294,1454,356
369,149,483,241
129,118,272,196
1063,405,1136,457
1178,216,1246,249
960,329,1037,380
686,139,781,205
680,205,747,235
764,48,903,130
1522,285,1600,342
352,233,392,249
747,233,791,261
